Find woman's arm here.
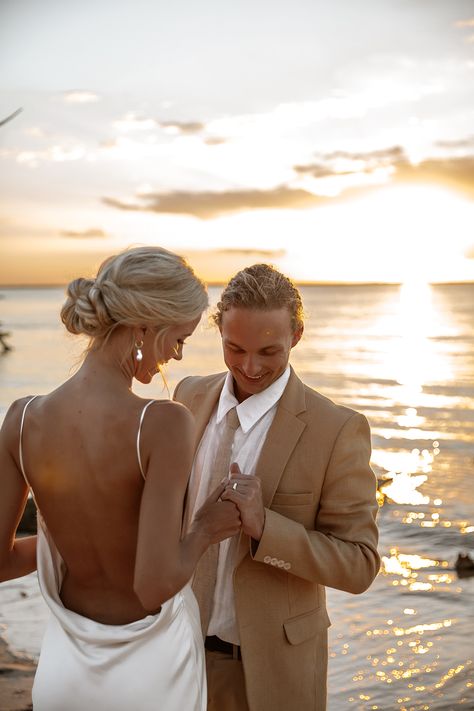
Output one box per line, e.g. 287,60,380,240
0,401,37,582
133,401,240,610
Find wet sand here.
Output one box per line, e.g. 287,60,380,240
0,637,35,711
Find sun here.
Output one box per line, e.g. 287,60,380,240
349,183,473,284
277,181,474,284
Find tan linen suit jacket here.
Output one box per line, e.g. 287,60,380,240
174,367,380,711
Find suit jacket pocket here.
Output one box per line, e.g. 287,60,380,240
272,492,314,506
283,607,331,646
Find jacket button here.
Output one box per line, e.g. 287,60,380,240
263,555,271,564
270,557,278,566
277,560,285,568
283,562,291,570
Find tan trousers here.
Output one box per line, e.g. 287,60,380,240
205,649,250,711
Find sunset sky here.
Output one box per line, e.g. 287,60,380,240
1,0,474,285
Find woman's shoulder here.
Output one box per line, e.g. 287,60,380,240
0,396,38,451
2,395,38,426
136,400,195,479
138,398,194,436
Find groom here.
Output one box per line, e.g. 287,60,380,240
174,264,380,711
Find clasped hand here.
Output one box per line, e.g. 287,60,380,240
221,463,265,541
193,481,241,545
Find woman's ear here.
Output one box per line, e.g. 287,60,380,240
133,327,146,343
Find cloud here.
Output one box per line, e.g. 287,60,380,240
60,228,107,238
101,142,474,222
113,113,156,132
15,144,86,166
61,91,100,104
24,126,47,138
203,136,228,146
435,136,474,149
100,138,118,149
103,187,325,219
454,16,474,42
293,147,474,203
111,114,227,146
295,146,407,178
323,147,406,163
394,155,474,198
159,121,204,135
294,163,339,178
454,17,474,28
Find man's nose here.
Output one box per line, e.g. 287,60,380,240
242,354,260,375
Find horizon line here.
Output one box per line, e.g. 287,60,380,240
1,280,474,290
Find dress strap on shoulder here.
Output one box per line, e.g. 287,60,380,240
137,400,157,480
19,395,38,487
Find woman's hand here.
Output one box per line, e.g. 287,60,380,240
191,481,242,544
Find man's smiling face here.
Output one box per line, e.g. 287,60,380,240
220,307,303,402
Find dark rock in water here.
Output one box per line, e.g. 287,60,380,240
455,553,474,578
18,498,37,534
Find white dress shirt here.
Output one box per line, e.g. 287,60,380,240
189,367,290,645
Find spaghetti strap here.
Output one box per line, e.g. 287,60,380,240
136,400,157,480
19,395,38,487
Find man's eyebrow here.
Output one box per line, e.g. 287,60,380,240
225,339,280,351
224,339,243,348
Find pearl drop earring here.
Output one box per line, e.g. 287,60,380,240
135,340,144,362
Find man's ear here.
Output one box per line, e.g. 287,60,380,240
291,325,304,348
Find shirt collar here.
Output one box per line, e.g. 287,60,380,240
216,367,290,433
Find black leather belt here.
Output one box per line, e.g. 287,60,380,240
205,635,242,660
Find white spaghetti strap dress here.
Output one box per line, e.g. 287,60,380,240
18,397,206,711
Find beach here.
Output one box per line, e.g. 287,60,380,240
0,637,34,711
1,284,473,709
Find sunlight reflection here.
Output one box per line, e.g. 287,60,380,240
393,281,453,398
372,447,434,476
373,445,438,507
381,472,430,505
370,281,454,405
382,553,439,578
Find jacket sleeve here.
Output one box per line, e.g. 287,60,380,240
251,413,380,594
173,377,191,406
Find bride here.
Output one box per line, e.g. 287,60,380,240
0,246,241,710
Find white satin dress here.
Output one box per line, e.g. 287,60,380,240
18,397,206,711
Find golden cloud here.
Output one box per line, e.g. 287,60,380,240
103,187,324,219
60,228,107,238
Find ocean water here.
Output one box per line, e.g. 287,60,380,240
0,284,473,711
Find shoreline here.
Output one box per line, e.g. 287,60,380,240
0,636,35,711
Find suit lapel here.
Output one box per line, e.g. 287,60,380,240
188,376,226,453
257,409,306,507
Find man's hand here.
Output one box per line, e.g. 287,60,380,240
221,463,265,541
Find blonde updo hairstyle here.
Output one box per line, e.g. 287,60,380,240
61,246,208,358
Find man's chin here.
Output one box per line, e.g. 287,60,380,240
233,372,269,396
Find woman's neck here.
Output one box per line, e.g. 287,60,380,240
76,332,136,391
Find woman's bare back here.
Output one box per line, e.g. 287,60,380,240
18,379,174,624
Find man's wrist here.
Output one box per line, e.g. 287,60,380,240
250,509,266,552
